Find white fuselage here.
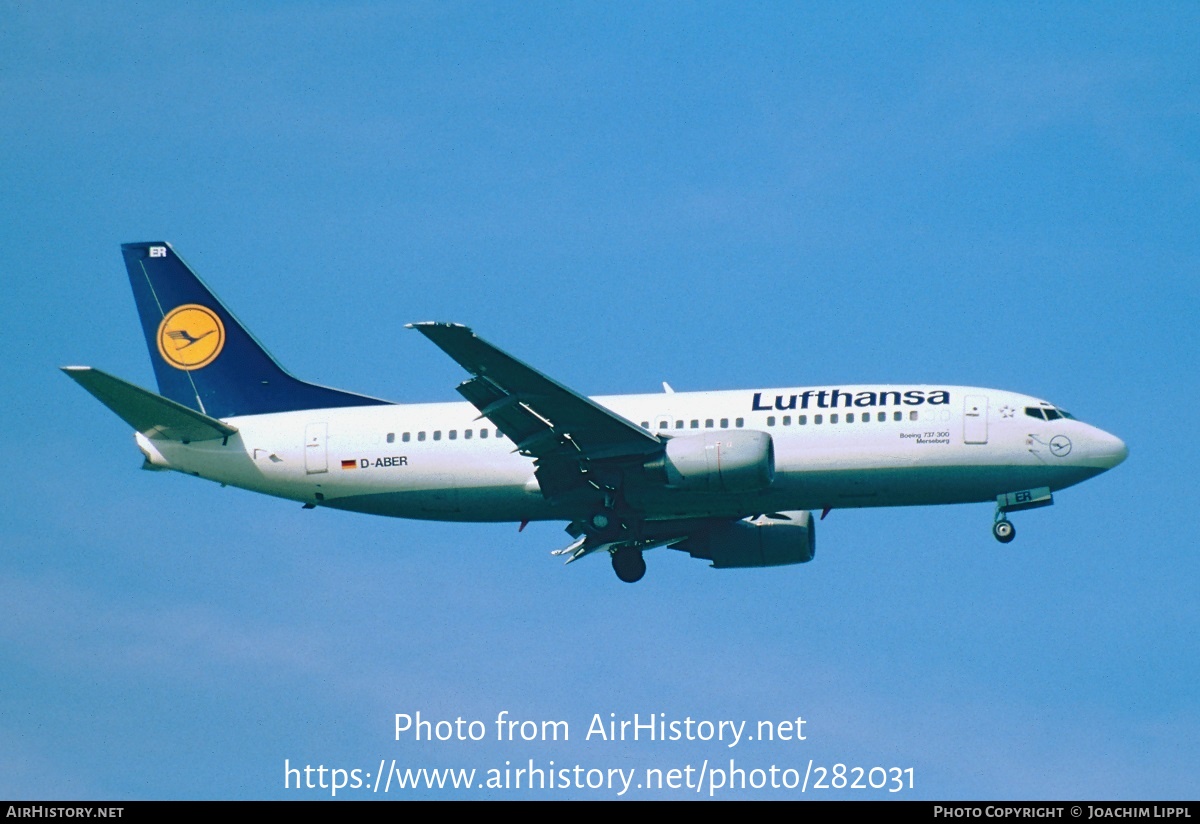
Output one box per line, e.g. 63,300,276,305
136,384,1127,523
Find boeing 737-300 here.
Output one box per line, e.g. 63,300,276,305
64,242,1128,582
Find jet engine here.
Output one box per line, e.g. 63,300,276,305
644,430,774,493
681,511,816,569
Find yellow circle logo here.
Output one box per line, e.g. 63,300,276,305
156,304,225,370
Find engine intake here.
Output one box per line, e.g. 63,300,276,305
645,430,774,493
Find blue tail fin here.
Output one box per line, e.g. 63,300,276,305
122,242,391,419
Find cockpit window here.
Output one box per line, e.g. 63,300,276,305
1026,405,1074,421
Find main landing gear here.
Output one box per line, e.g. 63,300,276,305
559,493,654,582
592,507,646,583
611,547,646,583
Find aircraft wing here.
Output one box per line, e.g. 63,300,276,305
409,323,663,499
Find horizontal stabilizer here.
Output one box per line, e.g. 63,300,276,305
62,366,238,442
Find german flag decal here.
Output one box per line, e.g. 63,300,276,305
341,459,357,470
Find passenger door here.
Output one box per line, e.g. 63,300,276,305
305,422,328,474
963,396,988,444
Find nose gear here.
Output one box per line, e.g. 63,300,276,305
991,486,1053,544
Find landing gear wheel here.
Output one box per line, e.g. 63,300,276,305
993,519,1016,544
611,548,646,583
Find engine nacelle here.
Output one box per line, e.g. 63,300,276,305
684,511,816,569
645,430,774,493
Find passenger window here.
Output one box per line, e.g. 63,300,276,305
402,432,411,443
449,430,457,440
464,429,472,440
815,414,823,424
847,413,854,423
909,411,918,421
799,415,807,425
783,415,791,425
735,417,744,428
641,421,649,429
496,430,502,438
433,431,442,441
691,419,699,429
705,419,714,428
767,416,776,426
894,411,902,421
386,432,395,443
877,412,885,422
831,413,839,424
659,421,669,429
480,429,488,439
720,418,729,428
418,431,426,442
675,420,684,429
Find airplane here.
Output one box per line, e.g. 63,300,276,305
64,242,1128,583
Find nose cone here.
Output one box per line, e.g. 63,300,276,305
1087,428,1128,470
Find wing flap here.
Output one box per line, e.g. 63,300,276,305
411,323,662,500
411,323,660,455
456,374,557,449
62,366,238,442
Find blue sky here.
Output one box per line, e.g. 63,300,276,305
1,2,1196,799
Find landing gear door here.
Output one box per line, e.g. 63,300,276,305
964,395,988,445
305,422,328,474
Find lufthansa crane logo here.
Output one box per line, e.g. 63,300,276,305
156,304,225,370
1049,435,1072,457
